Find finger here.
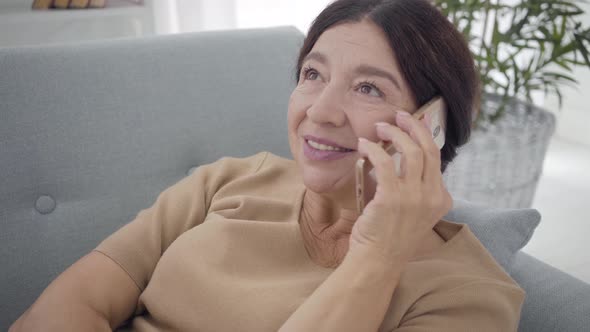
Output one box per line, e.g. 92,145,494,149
357,138,399,192
393,111,442,183
375,121,423,180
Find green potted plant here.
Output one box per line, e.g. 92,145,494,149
433,0,590,208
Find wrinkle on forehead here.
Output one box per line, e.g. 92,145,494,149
315,21,401,75
307,20,418,110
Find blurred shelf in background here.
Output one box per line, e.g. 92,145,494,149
0,0,155,47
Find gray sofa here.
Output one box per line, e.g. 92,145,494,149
1,27,589,331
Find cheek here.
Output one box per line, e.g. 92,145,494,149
287,88,315,130
287,90,308,148
290,85,318,108
347,108,397,142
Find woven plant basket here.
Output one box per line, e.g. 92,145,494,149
443,94,557,208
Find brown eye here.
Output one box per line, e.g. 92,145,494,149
358,83,382,97
305,69,319,80
360,85,372,94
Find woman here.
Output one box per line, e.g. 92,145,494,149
10,0,524,331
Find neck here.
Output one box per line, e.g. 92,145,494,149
298,186,359,268
299,181,360,238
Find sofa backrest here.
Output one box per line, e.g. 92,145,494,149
3,26,590,332
0,27,303,329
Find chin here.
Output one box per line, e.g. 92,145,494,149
301,168,353,194
291,139,357,194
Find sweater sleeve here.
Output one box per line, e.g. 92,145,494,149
392,281,525,332
93,153,268,292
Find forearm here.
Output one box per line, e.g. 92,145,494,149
9,297,111,332
8,252,138,332
279,250,403,332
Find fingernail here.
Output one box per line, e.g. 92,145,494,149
358,137,368,143
375,122,388,127
396,112,410,125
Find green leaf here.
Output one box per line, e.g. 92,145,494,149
555,59,573,70
574,32,590,66
543,71,579,85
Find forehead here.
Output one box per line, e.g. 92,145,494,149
310,19,400,71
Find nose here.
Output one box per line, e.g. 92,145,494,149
306,83,347,127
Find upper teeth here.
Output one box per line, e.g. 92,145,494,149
307,139,347,152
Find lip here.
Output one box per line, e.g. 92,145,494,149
302,136,356,161
302,135,354,150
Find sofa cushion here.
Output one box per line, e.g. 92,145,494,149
444,199,541,269
510,251,590,332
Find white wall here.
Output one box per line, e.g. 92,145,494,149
235,0,332,33
165,0,332,34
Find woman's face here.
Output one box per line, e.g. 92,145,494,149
288,19,418,195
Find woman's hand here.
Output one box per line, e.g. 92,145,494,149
349,111,453,267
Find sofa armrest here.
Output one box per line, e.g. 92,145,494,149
509,251,590,332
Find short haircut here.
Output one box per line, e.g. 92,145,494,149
296,0,480,173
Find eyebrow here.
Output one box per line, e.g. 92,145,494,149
353,64,401,91
302,51,402,91
303,51,328,65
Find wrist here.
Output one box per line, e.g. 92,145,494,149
343,247,404,287
347,242,409,266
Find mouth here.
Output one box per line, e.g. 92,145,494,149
302,135,355,161
303,135,355,152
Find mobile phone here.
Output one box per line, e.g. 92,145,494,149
355,96,447,214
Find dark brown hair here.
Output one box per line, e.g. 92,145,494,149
296,0,479,173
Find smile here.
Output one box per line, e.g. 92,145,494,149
302,135,355,161
306,139,353,152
